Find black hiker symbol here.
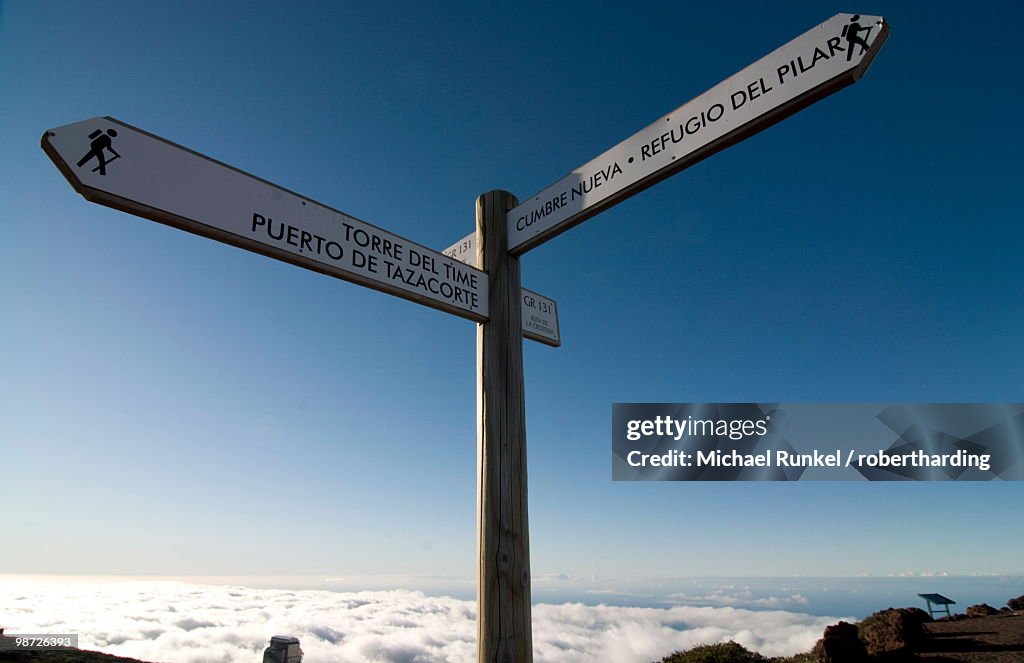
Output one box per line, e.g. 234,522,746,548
841,15,873,61
76,128,120,175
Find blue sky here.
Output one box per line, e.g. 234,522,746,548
2,0,1022,582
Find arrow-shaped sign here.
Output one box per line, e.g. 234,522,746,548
444,233,560,347
508,13,888,254
42,117,489,321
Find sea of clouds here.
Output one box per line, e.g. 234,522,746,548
1,578,842,662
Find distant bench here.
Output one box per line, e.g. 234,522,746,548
918,593,955,618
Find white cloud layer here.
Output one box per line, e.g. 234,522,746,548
1,578,841,662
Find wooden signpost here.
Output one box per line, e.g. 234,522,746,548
41,12,887,663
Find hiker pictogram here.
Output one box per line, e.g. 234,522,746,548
841,15,873,61
76,128,120,175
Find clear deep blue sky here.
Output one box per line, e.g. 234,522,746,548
2,1,1022,579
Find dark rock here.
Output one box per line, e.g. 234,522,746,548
1007,594,1024,611
858,607,931,657
814,621,867,663
966,603,999,618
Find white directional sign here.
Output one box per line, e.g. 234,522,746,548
519,289,560,347
42,117,489,321
444,234,560,347
442,233,475,268
508,13,888,254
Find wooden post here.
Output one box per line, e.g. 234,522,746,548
476,190,532,662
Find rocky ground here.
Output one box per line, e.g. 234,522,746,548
0,645,153,663
917,612,1024,662
793,605,1024,663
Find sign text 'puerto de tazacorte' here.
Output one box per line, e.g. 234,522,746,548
42,117,489,321
444,233,560,346
507,13,888,254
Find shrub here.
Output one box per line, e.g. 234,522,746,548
857,607,930,657
657,641,768,663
